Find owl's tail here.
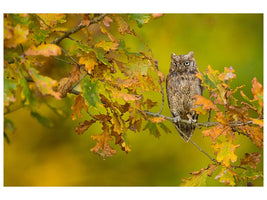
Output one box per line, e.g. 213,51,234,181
174,123,195,142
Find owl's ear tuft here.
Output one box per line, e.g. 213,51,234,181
171,53,176,59
188,51,194,58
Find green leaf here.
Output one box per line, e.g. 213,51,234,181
94,48,112,66
19,71,37,107
4,132,10,144
129,14,151,28
26,62,61,99
10,14,30,25
143,120,160,138
203,74,216,88
159,122,171,133
33,28,50,43
4,77,17,106
82,79,100,107
4,118,15,132
31,111,53,127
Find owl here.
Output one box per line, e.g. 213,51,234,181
166,51,203,142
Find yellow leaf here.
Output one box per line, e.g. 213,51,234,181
37,14,66,28
252,119,263,128
94,40,119,51
215,167,238,186
79,55,98,74
181,164,218,186
25,44,61,57
5,24,29,48
149,117,165,123
212,140,240,167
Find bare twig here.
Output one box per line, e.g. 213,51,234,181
51,14,108,45
52,56,75,65
154,60,164,115
58,45,80,66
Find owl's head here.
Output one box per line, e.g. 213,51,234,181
170,51,197,73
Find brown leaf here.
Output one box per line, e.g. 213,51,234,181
114,16,131,35
241,152,261,169
75,119,96,135
143,99,157,110
239,125,263,149
71,94,88,120
57,65,81,97
90,124,116,158
25,44,61,57
112,90,141,102
103,16,113,27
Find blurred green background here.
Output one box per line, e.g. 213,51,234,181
4,14,263,186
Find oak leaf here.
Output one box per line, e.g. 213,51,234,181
241,152,261,169
5,24,29,48
251,77,263,108
149,117,165,123
94,40,119,51
37,14,66,29
194,95,218,112
27,63,61,100
212,140,240,167
181,164,218,186
79,54,98,74
103,16,113,27
215,167,238,186
75,119,96,135
25,44,61,57
71,95,89,120
90,124,116,158
202,124,229,142
112,90,141,102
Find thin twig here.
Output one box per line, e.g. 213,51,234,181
51,14,108,45
71,72,88,90
58,45,80,66
52,56,75,65
155,60,164,115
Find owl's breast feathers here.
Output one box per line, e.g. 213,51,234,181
166,71,202,118
166,69,203,141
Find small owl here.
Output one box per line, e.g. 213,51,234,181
166,51,203,142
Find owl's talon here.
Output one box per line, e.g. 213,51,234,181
174,116,181,123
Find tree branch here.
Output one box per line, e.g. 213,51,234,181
51,14,108,45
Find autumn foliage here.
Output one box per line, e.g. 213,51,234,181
4,14,263,186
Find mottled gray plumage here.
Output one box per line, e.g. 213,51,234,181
166,51,203,141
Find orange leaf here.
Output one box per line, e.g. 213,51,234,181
251,77,263,108
194,95,218,111
149,117,165,123
241,152,261,169
152,13,163,19
79,55,98,74
71,95,88,120
112,90,141,102
91,124,116,158
239,125,263,149
202,124,229,141
25,44,61,57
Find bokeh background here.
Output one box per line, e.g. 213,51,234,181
4,14,263,186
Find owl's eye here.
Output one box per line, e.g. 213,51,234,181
184,61,190,66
